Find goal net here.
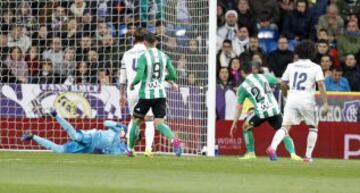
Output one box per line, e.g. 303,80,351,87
0,0,212,155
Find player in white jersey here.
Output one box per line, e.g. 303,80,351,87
266,40,329,162
119,31,155,157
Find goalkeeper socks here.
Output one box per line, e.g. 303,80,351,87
128,120,140,150
155,123,175,140
305,129,318,158
56,115,81,141
283,136,295,154
33,135,65,153
243,129,255,152
270,127,287,150
145,121,155,152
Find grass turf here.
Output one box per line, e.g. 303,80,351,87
0,152,359,193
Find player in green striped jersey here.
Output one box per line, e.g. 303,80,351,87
127,33,182,157
230,62,301,161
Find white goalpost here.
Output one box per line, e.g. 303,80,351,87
0,0,216,156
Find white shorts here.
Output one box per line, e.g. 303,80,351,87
127,90,153,117
283,102,318,127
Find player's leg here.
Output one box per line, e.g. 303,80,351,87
152,98,182,156
49,108,82,141
302,108,319,162
144,114,155,157
239,111,263,159
21,131,65,153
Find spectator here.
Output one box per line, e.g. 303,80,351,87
98,69,111,85
217,3,226,28
95,20,113,42
176,55,188,83
337,20,360,62
82,10,96,37
16,2,38,33
229,57,243,87
320,55,333,78
31,59,62,84
74,61,97,84
51,5,67,33
70,0,88,17
236,0,256,34
343,54,360,91
76,35,92,61
0,34,9,60
62,18,81,47
252,52,268,72
62,47,77,78
1,10,15,33
278,0,295,32
216,67,235,119
232,26,250,56
282,0,312,42
241,36,266,60
25,46,41,77
316,4,344,43
335,0,360,21
249,0,280,24
4,46,28,83
98,34,121,71
256,15,279,54
32,25,50,53
216,39,236,69
313,39,337,65
268,36,294,77
217,10,238,48
42,37,64,75
324,66,351,91
7,25,32,54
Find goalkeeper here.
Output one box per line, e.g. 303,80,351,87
21,109,128,155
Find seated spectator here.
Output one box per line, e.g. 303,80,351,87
252,52,268,73
32,25,50,53
1,10,15,33
98,34,121,71
42,37,64,75
343,54,360,91
4,46,28,83
236,0,256,34
217,10,238,50
316,4,344,43
98,69,111,85
7,25,32,54
216,67,235,119
217,3,226,28
278,0,295,32
61,47,77,77
314,39,335,64
25,46,40,77
73,61,97,84
268,36,294,77
241,36,266,61
51,5,67,33
0,33,9,61
70,0,88,17
249,0,280,24
324,66,351,91
229,57,243,87
316,29,340,64
31,59,62,84
82,10,96,37
282,0,312,43
76,35,92,61
176,55,188,83
216,39,236,69
337,20,360,62
320,55,333,78
95,20,115,42
61,18,82,47
335,0,360,21
256,15,279,54
232,26,250,56
16,2,37,33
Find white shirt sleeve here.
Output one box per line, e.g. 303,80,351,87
315,65,325,82
119,59,127,84
281,64,290,82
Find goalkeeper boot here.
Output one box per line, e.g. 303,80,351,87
172,137,182,157
21,130,34,141
266,146,278,161
144,149,154,158
239,152,256,160
290,154,303,161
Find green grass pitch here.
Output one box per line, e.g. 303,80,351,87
1,152,360,193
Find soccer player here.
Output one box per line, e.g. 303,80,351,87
127,33,182,157
266,40,329,162
21,109,128,155
119,30,156,157
230,61,302,161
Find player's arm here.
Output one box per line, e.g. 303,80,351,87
317,80,329,115
230,86,246,137
130,54,146,89
165,55,177,81
280,65,290,97
119,59,127,106
264,74,279,87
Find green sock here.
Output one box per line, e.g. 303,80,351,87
243,129,255,153
128,120,140,149
283,136,295,154
156,123,175,140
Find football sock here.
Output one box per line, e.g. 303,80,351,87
145,121,155,152
55,115,81,141
33,135,65,153
270,127,287,150
305,129,318,158
126,120,133,140
128,120,140,150
243,129,255,152
283,136,295,154
155,123,175,140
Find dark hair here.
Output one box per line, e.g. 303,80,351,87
240,61,252,74
41,59,52,66
296,0,308,8
144,33,156,44
223,39,232,45
294,40,316,59
321,54,333,63
318,28,329,34
317,39,329,45
134,29,144,43
218,67,230,79
331,65,343,72
9,46,23,59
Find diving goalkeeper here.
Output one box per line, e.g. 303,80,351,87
21,109,128,155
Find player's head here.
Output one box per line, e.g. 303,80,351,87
294,40,316,60
144,32,157,48
240,61,252,77
134,29,144,44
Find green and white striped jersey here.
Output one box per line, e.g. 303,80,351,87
131,48,177,99
237,73,280,119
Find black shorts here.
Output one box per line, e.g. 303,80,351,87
245,112,283,130
133,98,166,119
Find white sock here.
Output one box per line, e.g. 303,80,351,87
127,120,133,151
305,129,318,159
270,127,287,150
145,121,155,152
